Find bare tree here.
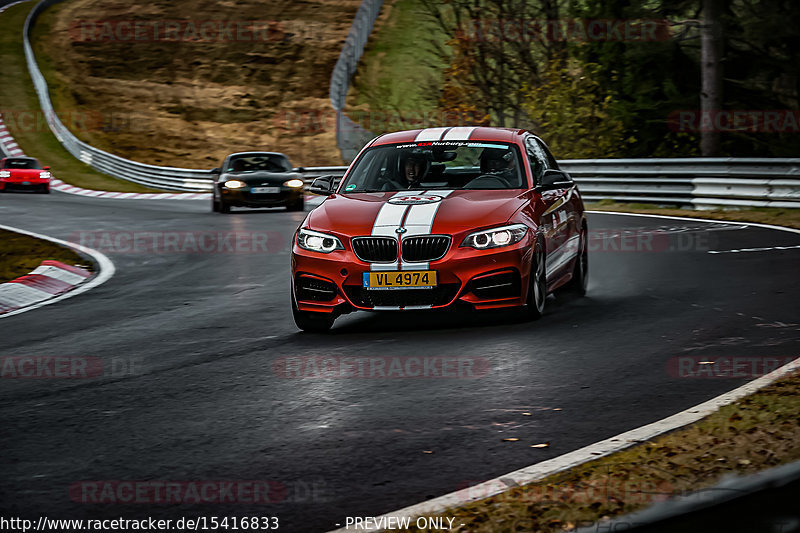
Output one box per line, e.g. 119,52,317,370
701,0,723,155
420,0,566,127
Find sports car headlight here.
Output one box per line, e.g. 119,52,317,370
296,228,344,253
284,179,304,188
0,171,10,178
224,180,247,189
461,224,528,250
39,171,51,179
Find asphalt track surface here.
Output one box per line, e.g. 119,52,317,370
1,190,798,532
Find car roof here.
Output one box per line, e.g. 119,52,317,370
226,151,289,159
370,127,527,147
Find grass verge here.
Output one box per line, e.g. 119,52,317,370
0,3,159,192
0,228,93,282
586,200,800,230
401,368,800,532
347,0,448,130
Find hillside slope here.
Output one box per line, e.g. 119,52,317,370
34,0,361,167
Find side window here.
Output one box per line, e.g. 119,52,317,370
525,137,548,184
537,139,559,169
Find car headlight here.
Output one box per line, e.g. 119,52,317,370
224,180,247,189
0,171,10,178
461,223,528,250
39,171,51,179
296,228,344,253
284,179,304,188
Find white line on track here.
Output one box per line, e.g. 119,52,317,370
327,211,800,533
587,210,800,236
0,223,115,318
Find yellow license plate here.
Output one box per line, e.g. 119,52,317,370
363,271,437,289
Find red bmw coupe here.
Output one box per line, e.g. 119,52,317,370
291,127,587,331
0,157,52,193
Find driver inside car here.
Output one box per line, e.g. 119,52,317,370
480,148,517,182
382,153,429,190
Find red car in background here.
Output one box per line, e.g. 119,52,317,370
0,157,52,193
290,127,588,332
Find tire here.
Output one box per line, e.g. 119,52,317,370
564,226,588,296
287,198,304,212
218,198,230,214
291,294,335,332
524,240,547,320
212,195,219,212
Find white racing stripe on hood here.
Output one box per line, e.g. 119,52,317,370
401,190,454,270
370,192,408,271
414,127,450,142
368,190,455,271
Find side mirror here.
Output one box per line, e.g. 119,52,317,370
210,168,221,174
43,166,50,170
537,169,573,191
308,175,334,195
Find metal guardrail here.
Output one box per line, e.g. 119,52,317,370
297,159,800,208
563,158,800,208
21,0,361,191
329,0,383,162
19,1,800,207
574,458,800,533
24,0,215,192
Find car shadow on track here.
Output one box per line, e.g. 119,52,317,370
298,291,599,336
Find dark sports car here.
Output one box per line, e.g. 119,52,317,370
0,157,52,193
211,152,305,213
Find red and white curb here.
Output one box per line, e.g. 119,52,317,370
0,260,90,314
50,181,327,205
0,224,115,318
0,118,24,158
328,212,800,533
50,178,210,200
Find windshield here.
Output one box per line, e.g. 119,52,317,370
226,154,291,173
3,158,42,170
339,142,526,192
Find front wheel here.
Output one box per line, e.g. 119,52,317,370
523,241,547,320
291,294,335,332
564,226,588,296
218,198,230,214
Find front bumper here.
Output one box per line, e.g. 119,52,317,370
220,187,302,207
292,236,534,313
0,179,50,192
